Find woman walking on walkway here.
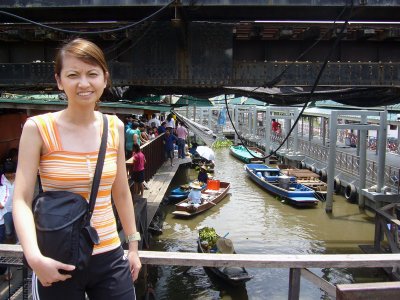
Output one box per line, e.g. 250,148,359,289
13,38,141,299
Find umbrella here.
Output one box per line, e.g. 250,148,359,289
196,146,215,161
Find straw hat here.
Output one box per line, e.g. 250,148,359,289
189,181,203,189
216,238,235,254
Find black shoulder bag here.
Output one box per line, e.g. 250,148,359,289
32,114,108,272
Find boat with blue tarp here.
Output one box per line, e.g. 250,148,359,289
168,181,207,203
229,145,265,163
245,164,318,207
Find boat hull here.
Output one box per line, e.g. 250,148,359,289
245,164,318,207
197,237,253,286
229,145,265,164
172,182,230,217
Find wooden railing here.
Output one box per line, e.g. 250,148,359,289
139,134,165,182
1,245,400,300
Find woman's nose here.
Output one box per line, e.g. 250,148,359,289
78,76,90,87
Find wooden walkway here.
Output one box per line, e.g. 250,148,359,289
143,156,192,226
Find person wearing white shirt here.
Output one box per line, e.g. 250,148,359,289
148,113,161,128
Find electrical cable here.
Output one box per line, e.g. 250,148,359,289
0,1,174,35
224,0,354,161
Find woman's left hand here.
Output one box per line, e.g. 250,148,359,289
127,250,142,282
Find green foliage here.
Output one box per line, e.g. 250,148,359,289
212,138,233,149
199,227,219,248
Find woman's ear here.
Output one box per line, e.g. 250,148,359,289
55,74,63,90
104,71,109,88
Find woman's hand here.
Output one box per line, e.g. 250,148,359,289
29,254,75,287
127,249,142,282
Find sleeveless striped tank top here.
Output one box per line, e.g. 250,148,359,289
30,112,121,255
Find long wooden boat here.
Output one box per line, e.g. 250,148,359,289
229,145,265,163
197,232,253,286
168,182,207,204
245,164,318,207
277,164,327,201
172,182,230,217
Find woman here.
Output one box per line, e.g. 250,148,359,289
13,38,141,299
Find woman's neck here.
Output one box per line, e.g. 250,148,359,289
60,108,98,126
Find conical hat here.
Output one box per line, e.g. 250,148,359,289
216,238,235,254
189,181,203,189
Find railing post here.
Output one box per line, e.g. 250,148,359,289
288,268,301,300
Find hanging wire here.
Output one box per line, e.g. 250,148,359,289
224,0,354,161
0,1,174,35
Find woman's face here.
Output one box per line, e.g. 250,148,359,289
55,54,108,107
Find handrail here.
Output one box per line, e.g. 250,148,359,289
1,244,400,300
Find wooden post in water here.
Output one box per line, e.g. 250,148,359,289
288,268,301,300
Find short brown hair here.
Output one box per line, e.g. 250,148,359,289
55,38,111,87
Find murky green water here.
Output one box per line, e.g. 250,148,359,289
138,148,387,300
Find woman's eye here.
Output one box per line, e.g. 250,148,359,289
67,74,77,78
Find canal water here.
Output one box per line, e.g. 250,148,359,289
139,148,388,300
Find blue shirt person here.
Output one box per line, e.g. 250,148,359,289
163,129,178,166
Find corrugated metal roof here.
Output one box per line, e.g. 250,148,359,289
0,96,172,113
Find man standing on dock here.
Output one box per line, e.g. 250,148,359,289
176,121,188,159
163,129,178,166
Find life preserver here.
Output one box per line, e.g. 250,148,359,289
318,169,327,182
344,184,358,203
300,161,306,169
333,177,341,194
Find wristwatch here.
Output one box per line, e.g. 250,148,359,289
126,232,141,243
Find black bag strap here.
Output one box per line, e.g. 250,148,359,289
37,114,108,220
87,113,108,220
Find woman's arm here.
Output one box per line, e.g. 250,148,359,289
112,119,142,281
13,120,74,285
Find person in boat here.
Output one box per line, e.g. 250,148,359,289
187,181,203,207
216,238,235,254
197,166,208,184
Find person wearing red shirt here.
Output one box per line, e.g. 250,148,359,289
131,143,146,197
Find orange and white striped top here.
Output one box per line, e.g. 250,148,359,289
30,112,120,255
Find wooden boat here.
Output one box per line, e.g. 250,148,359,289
172,181,230,217
277,164,327,201
197,230,253,286
245,164,318,207
229,145,265,163
168,182,207,204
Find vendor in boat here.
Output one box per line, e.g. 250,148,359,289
198,165,209,184
216,238,235,254
188,181,203,207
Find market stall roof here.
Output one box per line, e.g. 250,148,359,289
0,95,172,114
174,95,213,107
223,86,400,107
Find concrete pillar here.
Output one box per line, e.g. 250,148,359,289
293,109,299,153
322,117,326,146
252,106,257,137
308,116,313,142
265,107,271,153
234,105,239,144
358,115,367,208
326,111,338,213
376,110,388,193
285,118,291,150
